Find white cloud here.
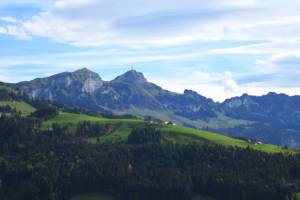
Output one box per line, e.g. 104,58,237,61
152,73,300,102
224,71,240,93
53,0,95,8
268,53,300,67
0,25,31,39
0,0,48,6
0,74,10,83
0,0,298,48
149,70,243,102
256,52,300,73
0,16,19,23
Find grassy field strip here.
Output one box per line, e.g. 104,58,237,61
43,112,294,154
161,131,209,145
85,126,133,144
0,101,36,116
161,125,292,154
42,112,143,129
99,126,132,143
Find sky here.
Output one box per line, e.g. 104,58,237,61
0,0,300,102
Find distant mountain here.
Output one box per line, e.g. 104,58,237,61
13,68,217,117
10,68,300,148
222,93,300,130
218,93,300,147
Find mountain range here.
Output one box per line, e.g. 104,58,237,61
9,68,300,148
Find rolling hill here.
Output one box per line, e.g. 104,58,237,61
40,111,292,154
0,83,36,116
0,82,293,153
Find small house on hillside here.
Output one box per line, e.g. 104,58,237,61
166,121,176,126
247,139,263,145
144,116,176,126
160,120,176,126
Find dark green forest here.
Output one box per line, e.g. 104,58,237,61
1,84,300,200
1,112,300,200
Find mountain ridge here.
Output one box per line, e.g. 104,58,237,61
11,68,297,103
8,68,300,148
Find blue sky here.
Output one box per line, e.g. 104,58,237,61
0,0,300,101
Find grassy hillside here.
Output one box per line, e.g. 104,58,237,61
0,83,294,154
0,83,36,116
161,125,291,153
42,112,143,129
0,84,18,93
43,112,293,154
0,100,36,116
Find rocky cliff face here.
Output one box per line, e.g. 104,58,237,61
14,68,105,111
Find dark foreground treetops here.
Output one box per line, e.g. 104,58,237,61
0,113,300,200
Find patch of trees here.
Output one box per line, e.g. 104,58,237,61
102,113,138,120
128,126,161,144
1,115,300,200
0,114,40,155
0,105,17,114
31,107,59,120
0,85,63,115
76,121,113,137
0,89,18,101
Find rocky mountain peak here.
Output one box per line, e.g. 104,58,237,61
183,89,214,103
68,68,103,94
113,70,147,84
223,93,257,108
184,89,199,96
72,68,101,80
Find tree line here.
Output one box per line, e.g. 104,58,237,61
1,114,300,200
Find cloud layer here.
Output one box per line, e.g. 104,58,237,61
0,0,299,101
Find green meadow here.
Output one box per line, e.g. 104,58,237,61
42,112,293,154
0,101,36,116
161,125,293,154
42,112,143,129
